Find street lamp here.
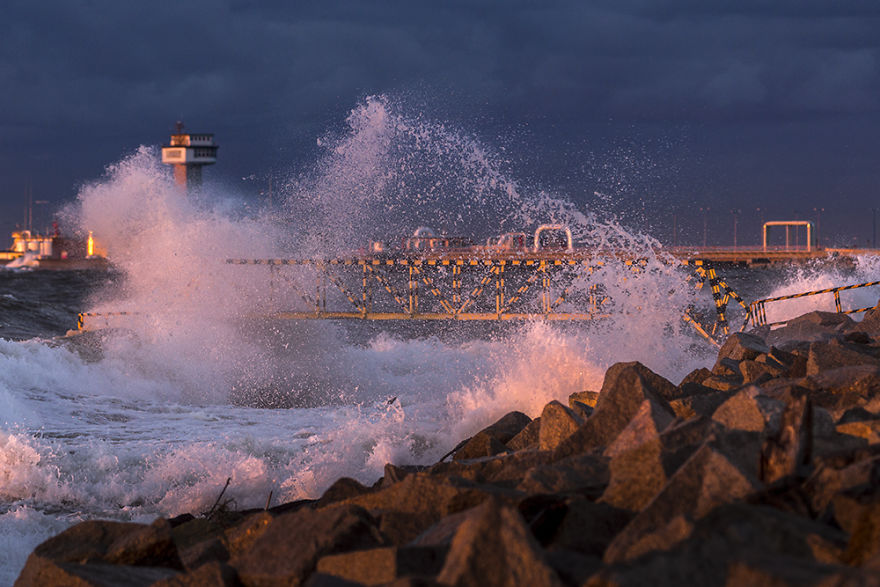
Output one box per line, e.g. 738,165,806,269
813,207,824,248
731,209,741,250
699,206,710,248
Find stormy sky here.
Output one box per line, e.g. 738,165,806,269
1,0,878,246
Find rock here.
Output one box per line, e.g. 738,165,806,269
768,311,856,345
377,511,439,545
479,411,533,444
841,493,880,566
738,359,782,384
15,561,179,587
593,503,849,586
16,519,183,576
719,331,771,361
544,498,632,557
381,464,426,487
231,505,385,586
603,436,762,563
544,550,602,587
538,401,585,451
802,365,880,419
435,500,563,587
506,418,541,451
711,386,780,432
679,367,712,387
316,477,376,507
599,439,669,512
837,420,880,444
569,390,599,409
453,432,508,461
604,399,675,458
700,374,743,392
552,362,675,460
517,454,609,496
807,339,880,376
224,512,274,559
152,561,239,586
760,389,813,484
668,392,731,419
804,451,880,516
342,473,522,521
850,301,880,336
316,545,447,585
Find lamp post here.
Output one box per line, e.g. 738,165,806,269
813,207,824,249
700,206,710,248
731,209,741,250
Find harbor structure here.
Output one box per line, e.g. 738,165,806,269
160,121,218,192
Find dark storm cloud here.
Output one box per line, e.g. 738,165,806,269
0,0,878,243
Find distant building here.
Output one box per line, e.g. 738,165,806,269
160,121,218,192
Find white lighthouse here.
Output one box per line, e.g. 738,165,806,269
160,121,218,192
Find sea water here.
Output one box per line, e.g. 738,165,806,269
1,96,879,583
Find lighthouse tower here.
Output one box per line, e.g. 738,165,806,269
160,121,218,192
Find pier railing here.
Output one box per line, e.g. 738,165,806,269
744,280,880,329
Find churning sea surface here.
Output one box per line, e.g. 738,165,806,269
3,97,880,582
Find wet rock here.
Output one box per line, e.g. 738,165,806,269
700,374,743,392
544,498,632,557
837,420,880,444
807,339,880,376
152,561,239,586
544,550,602,587
711,386,780,432
802,365,880,419
231,505,385,586
738,359,782,384
224,512,274,559
668,392,731,419
16,519,182,576
594,503,849,586
381,464,427,488
760,389,813,484
538,400,585,451
15,561,179,587
552,362,675,460
435,500,562,587
506,417,541,451
600,439,669,512
603,436,762,563
316,477,376,508
604,399,675,458
479,411,533,444
768,311,856,345
452,432,508,461
569,390,599,409
377,511,438,545
316,545,447,585
679,367,712,387
849,301,880,336
342,472,522,521
714,332,770,370
841,493,880,566
517,454,609,496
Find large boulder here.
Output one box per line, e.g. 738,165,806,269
316,545,447,585
552,362,675,460
806,339,880,376
767,311,856,346
16,518,183,586
231,505,385,585
603,435,762,563
538,401,585,451
435,500,563,587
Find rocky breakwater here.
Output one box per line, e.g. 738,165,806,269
16,307,880,586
